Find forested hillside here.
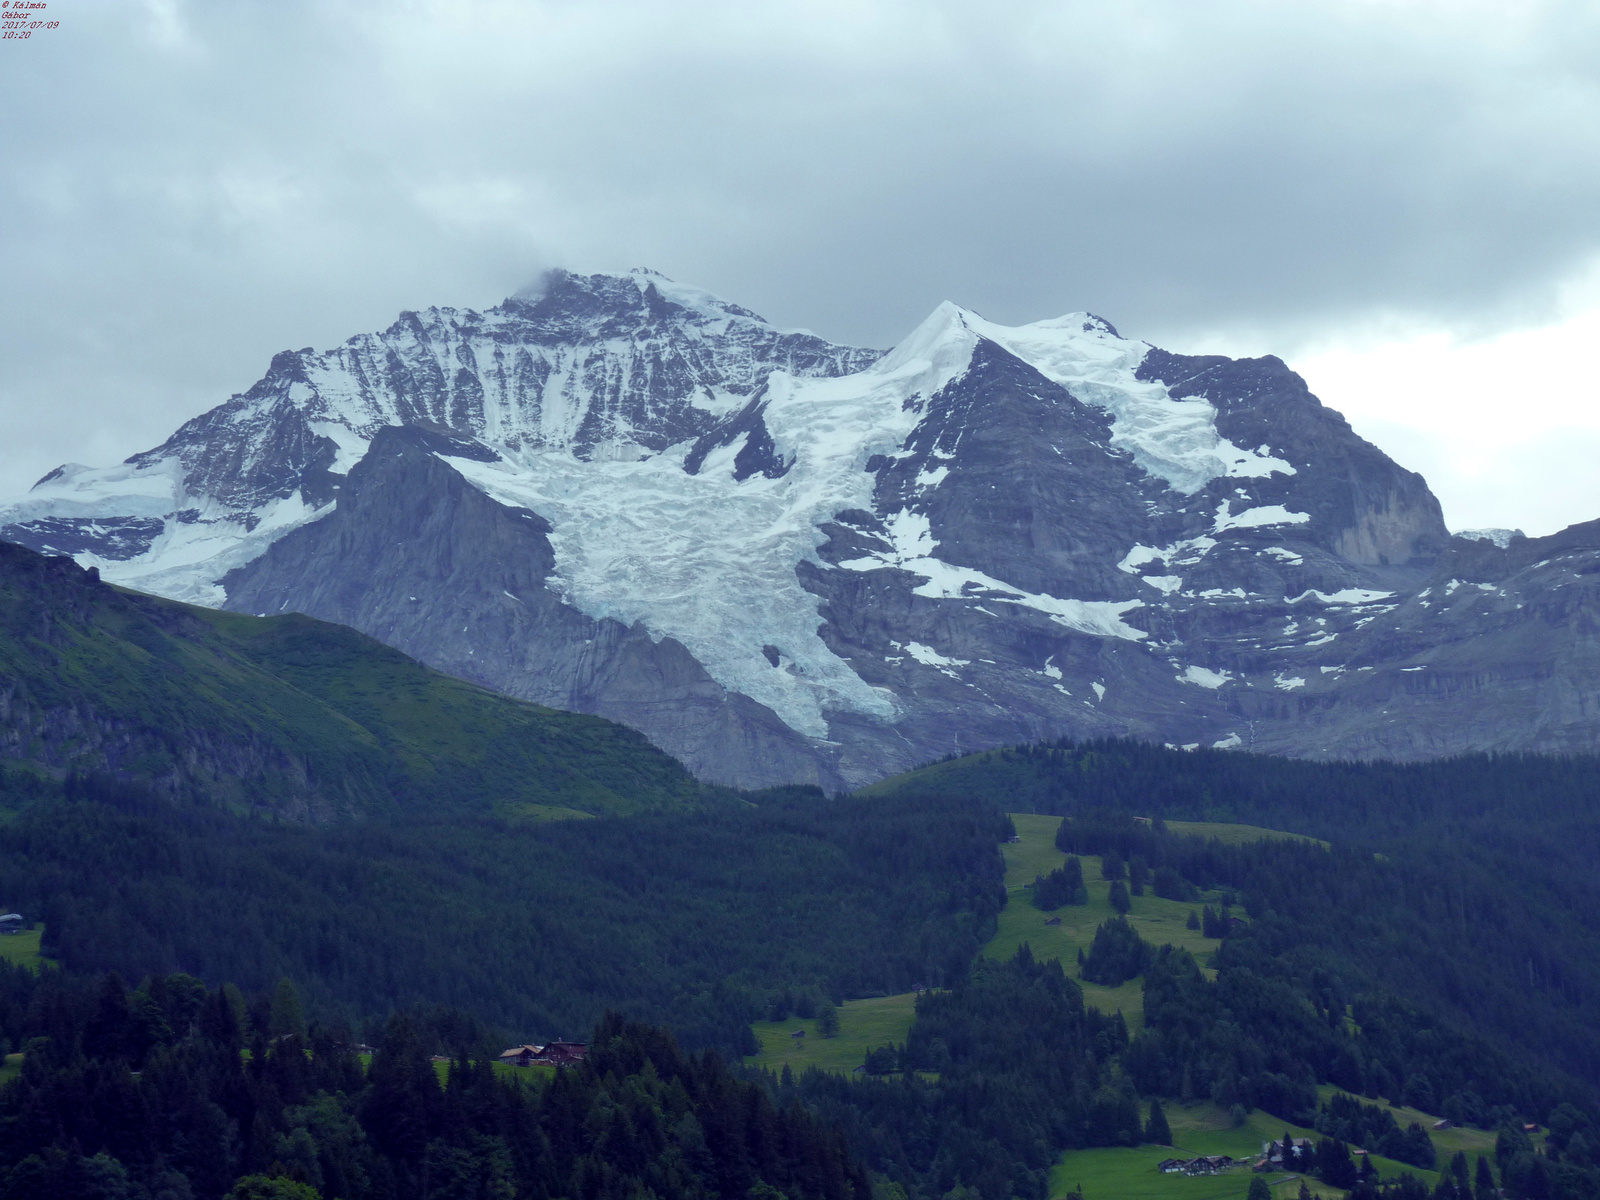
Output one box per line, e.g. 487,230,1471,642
868,743,1600,1103
840,742,1600,1200
0,541,714,818
0,769,1007,1054
0,966,866,1200
762,817,1600,1200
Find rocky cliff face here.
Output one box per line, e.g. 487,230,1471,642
4,271,1594,788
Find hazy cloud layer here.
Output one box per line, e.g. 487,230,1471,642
3,0,1599,532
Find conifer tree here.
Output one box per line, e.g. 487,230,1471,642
1186,910,1200,931
1474,1155,1496,1200
1145,1099,1171,1145
1248,1175,1271,1200
1110,880,1131,914
817,1001,840,1038
270,978,307,1041
1318,1139,1358,1189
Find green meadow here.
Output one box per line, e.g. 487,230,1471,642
0,927,51,971
1051,1097,1496,1200
356,1053,549,1086
989,814,1229,1029
746,992,920,1076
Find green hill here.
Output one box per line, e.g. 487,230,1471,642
0,540,714,818
860,740,1600,1122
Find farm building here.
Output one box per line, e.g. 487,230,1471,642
498,1040,589,1067
1158,1156,1235,1175
1256,1139,1316,1171
498,1045,545,1068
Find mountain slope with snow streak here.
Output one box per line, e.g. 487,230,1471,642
6,270,1597,788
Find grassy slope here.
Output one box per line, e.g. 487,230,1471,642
0,928,49,970
746,994,920,1075
981,815,1494,1198
0,542,715,818
990,814,1227,1030
197,607,714,817
1050,1100,1487,1200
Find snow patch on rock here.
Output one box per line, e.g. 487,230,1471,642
903,642,969,672
839,509,1147,640
965,311,1295,494
1178,665,1232,689
1214,502,1311,533
1288,588,1395,606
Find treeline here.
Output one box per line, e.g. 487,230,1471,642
870,738,1600,843
0,966,866,1200
0,771,1007,1055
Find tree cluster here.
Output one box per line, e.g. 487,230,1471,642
0,968,868,1200
1030,859,1086,910
1079,919,1152,987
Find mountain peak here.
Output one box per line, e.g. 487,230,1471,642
6,271,1577,789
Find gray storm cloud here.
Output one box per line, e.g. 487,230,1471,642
2,0,1599,523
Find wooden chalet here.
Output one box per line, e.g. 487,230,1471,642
541,1040,588,1065
498,1044,546,1068
1160,1156,1235,1176
498,1040,589,1068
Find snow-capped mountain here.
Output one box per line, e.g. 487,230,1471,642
6,269,1598,789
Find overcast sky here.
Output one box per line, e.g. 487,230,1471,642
3,0,1598,534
